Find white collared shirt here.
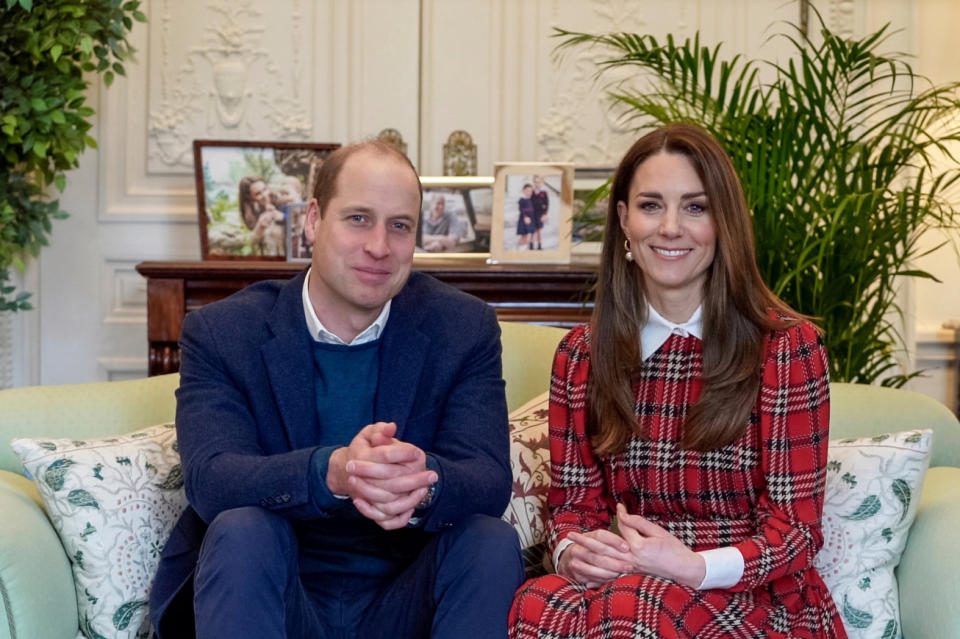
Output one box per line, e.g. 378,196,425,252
641,304,703,361
552,303,745,590
301,268,390,345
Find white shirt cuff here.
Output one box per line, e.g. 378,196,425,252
552,537,576,571
696,546,744,590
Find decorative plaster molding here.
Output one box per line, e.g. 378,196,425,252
147,0,313,172
539,0,644,165
828,0,856,38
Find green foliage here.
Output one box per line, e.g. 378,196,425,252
558,13,960,385
0,0,146,310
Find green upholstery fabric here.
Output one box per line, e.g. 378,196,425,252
499,322,567,411
1,325,959,639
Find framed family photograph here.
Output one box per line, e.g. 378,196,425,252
193,139,340,260
489,162,574,264
415,176,493,261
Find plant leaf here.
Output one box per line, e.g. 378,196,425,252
842,595,874,629
892,478,911,523
842,494,881,520
67,488,100,509
43,458,74,490
112,600,148,630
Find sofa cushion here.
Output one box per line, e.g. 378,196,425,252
814,429,932,639
11,422,187,639
502,392,551,576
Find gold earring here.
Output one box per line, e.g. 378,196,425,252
624,238,633,262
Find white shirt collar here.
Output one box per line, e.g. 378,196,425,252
640,304,703,361
301,268,390,346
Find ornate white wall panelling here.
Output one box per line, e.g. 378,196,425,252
8,0,959,408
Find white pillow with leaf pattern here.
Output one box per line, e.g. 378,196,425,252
11,422,187,639
814,429,932,639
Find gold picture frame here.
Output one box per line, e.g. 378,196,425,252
414,176,494,262
489,162,574,264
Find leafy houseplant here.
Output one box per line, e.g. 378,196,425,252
0,0,146,311
559,14,960,386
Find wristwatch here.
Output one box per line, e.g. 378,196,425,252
416,482,437,510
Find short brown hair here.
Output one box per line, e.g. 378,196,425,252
589,122,808,453
311,140,422,216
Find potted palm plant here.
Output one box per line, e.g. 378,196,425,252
558,13,960,386
0,0,145,311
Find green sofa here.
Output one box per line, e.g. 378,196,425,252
2,321,960,639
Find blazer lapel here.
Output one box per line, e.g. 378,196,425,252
261,271,316,450
375,276,430,439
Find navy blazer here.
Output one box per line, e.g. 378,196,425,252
149,269,511,638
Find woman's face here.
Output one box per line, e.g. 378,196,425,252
249,180,269,207
617,151,716,313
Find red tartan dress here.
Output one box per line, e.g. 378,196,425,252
509,321,847,639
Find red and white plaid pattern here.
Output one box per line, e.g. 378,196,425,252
509,322,846,639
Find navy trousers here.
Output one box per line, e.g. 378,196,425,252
192,507,524,639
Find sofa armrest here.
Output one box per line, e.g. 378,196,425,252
897,466,960,639
0,470,78,639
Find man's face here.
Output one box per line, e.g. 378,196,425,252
533,176,544,190
430,196,445,219
304,150,420,329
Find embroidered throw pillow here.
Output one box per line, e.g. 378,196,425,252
815,429,933,639
11,422,187,639
502,392,550,575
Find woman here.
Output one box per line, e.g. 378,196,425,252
238,175,285,256
509,123,846,639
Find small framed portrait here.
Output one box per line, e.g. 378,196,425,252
285,201,313,263
415,176,493,261
572,167,615,261
490,162,574,264
193,139,340,260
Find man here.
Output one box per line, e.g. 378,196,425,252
420,193,462,252
149,141,523,639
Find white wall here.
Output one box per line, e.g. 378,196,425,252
5,0,959,410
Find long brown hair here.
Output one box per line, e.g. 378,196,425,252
589,123,810,454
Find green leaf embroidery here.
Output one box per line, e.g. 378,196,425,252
112,600,148,630
858,576,871,590
81,611,108,639
904,432,922,443
92,462,104,480
37,441,57,451
841,472,857,488
116,456,131,466
881,528,893,543
880,619,898,639
892,478,911,523
67,488,99,509
43,458,75,490
156,464,184,491
842,595,874,629
80,522,96,540
871,434,890,442
826,460,841,472
84,587,99,605
842,494,881,520
73,550,84,569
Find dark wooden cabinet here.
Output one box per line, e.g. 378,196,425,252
136,260,598,376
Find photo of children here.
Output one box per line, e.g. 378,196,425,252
503,173,562,252
194,141,338,260
491,162,573,264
